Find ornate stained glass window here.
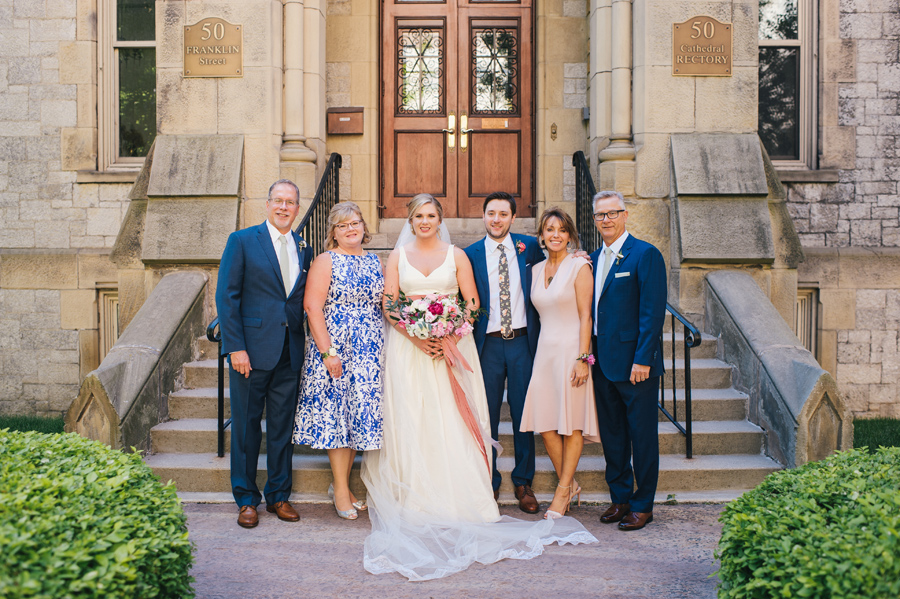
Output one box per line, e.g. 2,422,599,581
471,27,518,115
398,27,444,114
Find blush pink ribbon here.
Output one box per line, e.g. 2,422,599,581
441,335,491,476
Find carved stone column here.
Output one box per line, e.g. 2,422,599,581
281,0,318,199
597,0,634,194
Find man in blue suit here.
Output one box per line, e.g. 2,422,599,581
464,191,543,513
216,179,312,528
590,190,666,531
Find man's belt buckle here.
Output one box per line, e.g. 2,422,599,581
501,327,514,340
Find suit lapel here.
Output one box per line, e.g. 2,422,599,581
512,234,529,298
600,234,635,299
471,238,489,310
287,230,306,298
257,223,286,292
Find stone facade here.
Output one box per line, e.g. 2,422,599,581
1,0,898,422
787,0,900,418
0,1,128,416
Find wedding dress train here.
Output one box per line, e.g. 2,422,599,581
362,245,597,581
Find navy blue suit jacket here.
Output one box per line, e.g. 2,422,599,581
215,222,312,372
591,234,667,382
464,234,544,357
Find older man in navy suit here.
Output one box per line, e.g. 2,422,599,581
590,190,667,531
216,179,312,528
464,192,544,513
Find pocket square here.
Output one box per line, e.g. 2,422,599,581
615,272,630,278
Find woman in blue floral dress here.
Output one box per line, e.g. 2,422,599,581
292,201,385,520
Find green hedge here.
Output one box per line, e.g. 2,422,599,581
0,430,194,598
0,415,64,434
716,447,900,599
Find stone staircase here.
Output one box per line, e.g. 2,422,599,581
145,330,782,504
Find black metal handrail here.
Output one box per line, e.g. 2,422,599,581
574,151,701,458
205,156,341,457
659,302,702,459
573,150,600,254
206,317,230,458
295,153,342,257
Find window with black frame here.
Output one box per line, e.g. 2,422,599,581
758,0,816,168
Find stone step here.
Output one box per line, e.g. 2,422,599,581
150,418,763,456
144,452,780,495
498,419,762,456
172,488,754,505
660,332,718,360
152,417,762,457
182,356,733,391
168,385,748,422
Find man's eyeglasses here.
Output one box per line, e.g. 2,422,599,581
335,220,363,232
593,210,623,221
270,199,298,207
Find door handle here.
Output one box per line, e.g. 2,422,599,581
460,113,474,152
443,112,456,151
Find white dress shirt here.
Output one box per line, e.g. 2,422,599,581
266,219,300,293
485,234,528,333
593,230,629,335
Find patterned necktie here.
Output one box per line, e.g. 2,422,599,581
498,244,512,337
601,247,613,288
278,235,291,297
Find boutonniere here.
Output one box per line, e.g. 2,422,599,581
516,241,526,255
615,252,625,265
298,239,307,250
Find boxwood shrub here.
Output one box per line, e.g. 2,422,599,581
0,430,194,598
716,447,900,599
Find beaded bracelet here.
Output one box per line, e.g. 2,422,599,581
578,353,596,365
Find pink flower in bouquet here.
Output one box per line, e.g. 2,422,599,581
428,302,444,316
455,321,474,337
430,321,449,337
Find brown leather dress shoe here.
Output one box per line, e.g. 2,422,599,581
618,511,653,531
237,505,259,528
266,501,300,522
600,503,631,523
494,489,500,501
515,484,539,514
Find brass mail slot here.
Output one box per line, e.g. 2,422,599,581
327,107,364,135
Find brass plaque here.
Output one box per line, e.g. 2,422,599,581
184,18,243,78
481,118,509,129
673,16,732,77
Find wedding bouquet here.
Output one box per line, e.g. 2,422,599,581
386,292,478,340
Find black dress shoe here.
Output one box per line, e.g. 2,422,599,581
618,511,653,531
600,503,631,523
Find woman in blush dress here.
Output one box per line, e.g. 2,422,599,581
521,207,600,520
361,194,597,581
292,202,385,520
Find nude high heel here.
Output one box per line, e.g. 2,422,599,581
571,480,582,507
544,484,571,520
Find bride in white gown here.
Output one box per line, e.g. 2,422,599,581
362,194,597,581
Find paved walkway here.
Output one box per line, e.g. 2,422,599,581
185,502,723,598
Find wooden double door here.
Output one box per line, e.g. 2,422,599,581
381,0,533,218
